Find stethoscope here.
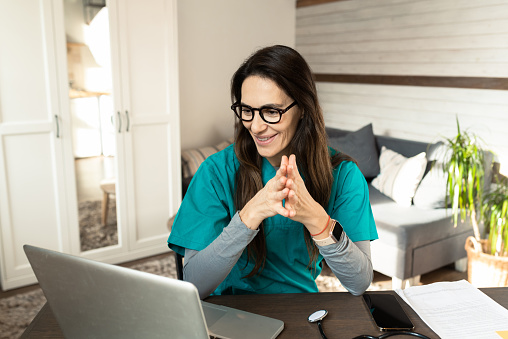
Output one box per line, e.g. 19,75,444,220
308,310,329,339
308,310,431,339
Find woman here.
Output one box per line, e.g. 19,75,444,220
168,45,377,298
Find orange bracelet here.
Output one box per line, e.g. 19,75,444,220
310,215,330,237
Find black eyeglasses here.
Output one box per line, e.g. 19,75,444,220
231,101,297,124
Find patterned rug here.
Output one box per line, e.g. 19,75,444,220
79,200,118,252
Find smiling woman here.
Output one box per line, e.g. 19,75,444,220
167,45,378,299
236,76,301,166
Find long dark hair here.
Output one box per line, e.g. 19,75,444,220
231,45,351,277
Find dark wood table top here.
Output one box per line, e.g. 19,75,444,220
21,288,508,339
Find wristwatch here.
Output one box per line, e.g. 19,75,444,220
312,219,343,247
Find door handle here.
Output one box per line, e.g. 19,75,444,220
125,110,130,132
117,111,122,133
54,115,60,138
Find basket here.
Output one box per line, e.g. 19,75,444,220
465,236,508,287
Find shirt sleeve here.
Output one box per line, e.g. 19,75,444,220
320,159,377,295
329,161,378,242
183,212,258,299
317,236,373,296
167,150,237,256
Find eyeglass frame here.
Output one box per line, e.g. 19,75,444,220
231,101,298,124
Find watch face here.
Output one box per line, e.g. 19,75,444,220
332,220,343,239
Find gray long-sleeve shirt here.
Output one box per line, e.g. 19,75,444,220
184,212,373,299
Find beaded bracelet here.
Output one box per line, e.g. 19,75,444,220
310,215,330,237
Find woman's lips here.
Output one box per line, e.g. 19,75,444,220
255,134,277,145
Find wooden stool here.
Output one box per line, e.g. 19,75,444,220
99,178,116,226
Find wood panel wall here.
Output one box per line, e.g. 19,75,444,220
295,0,508,174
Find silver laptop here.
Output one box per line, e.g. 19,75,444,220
24,245,284,339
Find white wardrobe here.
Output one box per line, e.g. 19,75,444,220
0,0,181,290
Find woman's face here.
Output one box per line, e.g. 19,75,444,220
240,75,301,167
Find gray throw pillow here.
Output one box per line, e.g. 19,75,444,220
328,124,380,180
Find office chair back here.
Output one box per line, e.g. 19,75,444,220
167,216,184,280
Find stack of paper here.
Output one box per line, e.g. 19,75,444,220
395,280,508,339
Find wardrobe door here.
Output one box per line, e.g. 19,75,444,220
109,0,181,254
0,0,77,290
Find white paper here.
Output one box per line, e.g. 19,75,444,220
395,280,508,339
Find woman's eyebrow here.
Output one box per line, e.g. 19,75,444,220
240,102,284,107
264,103,284,108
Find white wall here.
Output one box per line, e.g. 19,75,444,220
296,0,508,175
296,0,508,77
63,0,85,42
178,0,296,150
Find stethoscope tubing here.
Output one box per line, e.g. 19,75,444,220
317,320,328,339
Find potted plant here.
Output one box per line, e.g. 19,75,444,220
443,118,487,240
482,178,508,256
443,118,508,287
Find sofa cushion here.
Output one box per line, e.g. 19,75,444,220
371,146,427,207
327,123,380,180
369,185,473,249
181,140,232,179
369,185,474,278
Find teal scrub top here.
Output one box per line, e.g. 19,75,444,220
167,144,377,295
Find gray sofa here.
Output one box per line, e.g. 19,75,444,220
326,124,476,288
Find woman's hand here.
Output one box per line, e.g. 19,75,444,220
284,154,330,236
239,162,291,229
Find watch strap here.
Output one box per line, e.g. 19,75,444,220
313,219,339,246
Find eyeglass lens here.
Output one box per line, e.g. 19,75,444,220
234,106,281,123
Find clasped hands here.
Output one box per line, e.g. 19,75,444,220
239,154,329,235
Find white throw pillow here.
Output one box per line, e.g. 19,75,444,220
371,146,427,207
413,142,449,209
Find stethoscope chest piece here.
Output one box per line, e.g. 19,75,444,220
308,309,329,339
308,309,328,323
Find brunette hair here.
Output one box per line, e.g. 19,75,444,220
231,45,352,277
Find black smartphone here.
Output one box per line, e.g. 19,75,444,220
362,293,414,331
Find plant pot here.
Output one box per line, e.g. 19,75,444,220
465,236,508,287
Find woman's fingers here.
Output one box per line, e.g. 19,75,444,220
287,154,302,182
281,155,289,169
278,187,289,200
284,154,320,224
285,154,301,195
285,189,297,218
275,204,290,218
275,169,287,191
258,154,304,219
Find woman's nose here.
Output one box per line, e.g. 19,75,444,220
249,112,267,134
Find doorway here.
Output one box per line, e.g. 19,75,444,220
64,0,118,252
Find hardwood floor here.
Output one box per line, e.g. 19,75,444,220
374,264,467,290
318,261,467,291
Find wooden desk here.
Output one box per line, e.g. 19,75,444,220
21,288,508,338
